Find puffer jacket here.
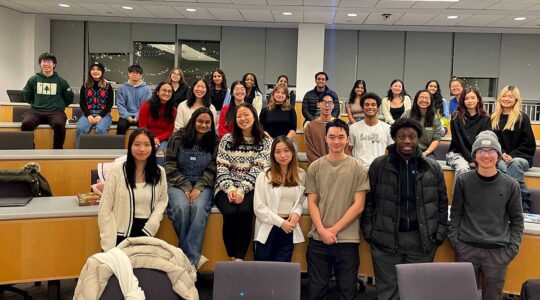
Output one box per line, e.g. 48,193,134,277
301,86,340,122
74,236,198,300
361,145,448,253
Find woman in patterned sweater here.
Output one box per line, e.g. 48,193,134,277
215,102,272,261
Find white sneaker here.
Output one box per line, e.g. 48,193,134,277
196,255,209,270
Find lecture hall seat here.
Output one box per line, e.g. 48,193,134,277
0,131,34,150
12,106,30,122
78,134,125,149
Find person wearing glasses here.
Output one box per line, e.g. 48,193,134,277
138,81,177,166
304,93,336,164
21,52,74,149
301,72,339,127
174,78,217,131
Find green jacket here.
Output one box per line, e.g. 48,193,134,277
23,72,74,110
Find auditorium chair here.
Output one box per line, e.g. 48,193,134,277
533,149,540,168
6,90,24,103
100,268,181,300
434,142,450,161
78,134,125,149
12,106,30,122
0,131,34,149
530,189,540,214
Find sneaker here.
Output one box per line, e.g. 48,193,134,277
196,255,209,270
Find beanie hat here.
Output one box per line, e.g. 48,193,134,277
471,130,502,159
89,62,105,74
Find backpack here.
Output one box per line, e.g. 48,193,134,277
521,279,540,300
0,162,52,197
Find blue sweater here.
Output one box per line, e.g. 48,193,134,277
116,81,152,119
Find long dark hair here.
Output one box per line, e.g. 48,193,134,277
386,79,407,101
125,129,161,188
425,80,444,116
242,73,261,104
456,87,488,124
210,68,227,91
226,81,246,126
149,82,175,122
180,107,218,152
410,89,436,127
349,80,366,104
186,79,211,109
231,103,266,149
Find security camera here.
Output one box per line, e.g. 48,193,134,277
382,13,392,20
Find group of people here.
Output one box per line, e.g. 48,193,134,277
19,52,531,300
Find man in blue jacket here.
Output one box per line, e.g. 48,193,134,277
301,71,339,127
116,64,152,135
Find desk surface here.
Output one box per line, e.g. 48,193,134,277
0,149,125,160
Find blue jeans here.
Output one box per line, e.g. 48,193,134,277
497,158,531,212
76,114,112,147
156,141,168,166
167,186,213,265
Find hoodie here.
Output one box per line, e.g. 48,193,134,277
116,81,152,119
22,72,74,110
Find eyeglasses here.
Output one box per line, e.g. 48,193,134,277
159,90,173,94
418,96,431,101
320,101,334,107
41,60,54,64
477,149,497,156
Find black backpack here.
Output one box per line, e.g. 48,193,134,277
0,162,52,198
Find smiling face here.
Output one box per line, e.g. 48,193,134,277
90,66,102,81
417,91,431,111
427,81,438,95
362,98,378,118
464,91,479,113
475,147,499,170
236,106,255,131
170,70,181,83
325,126,349,154
500,90,517,110
391,81,403,96
195,113,212,136
244,74,255,89
131,133,152,162
40,59,55,74
316,74,327,89
274,141,293,169
450,80,463,97
272,87,287,105
355,82,365,96
232,84,246,102
193,80,207,99
157,83,173,102
394,127,418,160
277,76,288,87
212,71,223,86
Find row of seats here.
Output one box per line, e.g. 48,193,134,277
0,131,125,150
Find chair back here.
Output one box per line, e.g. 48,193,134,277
78,134,125,149
0,131,34,149
533,149,540,168
213,261,301,300
434,142,450,161
396,262,477,300
6,90,24,103
100,268,182,300
12,106,31,122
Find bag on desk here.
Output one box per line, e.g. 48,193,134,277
0,162,52,197
521,279,540,300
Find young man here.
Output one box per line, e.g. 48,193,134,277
306,118,369,300
304,93,335,164
349,92,393,168
116,64,152,135
449,130,524,300
362,118,448,300
21,52,74,149
301,72,339,126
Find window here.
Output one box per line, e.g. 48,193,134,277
462,78,497,98
178,40,220,86
134,42,175,86
89,53,130,85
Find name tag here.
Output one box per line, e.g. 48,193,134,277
425,127,433,130
190,157,196,161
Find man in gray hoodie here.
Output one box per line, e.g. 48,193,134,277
449,130,524,300
116,64,152,135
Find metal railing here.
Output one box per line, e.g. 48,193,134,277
484,100,540,122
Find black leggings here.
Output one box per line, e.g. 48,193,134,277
214,190,254,259
116,218,148,246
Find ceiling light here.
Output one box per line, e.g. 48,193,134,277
347,13,358,17
447,16,458,19
122,6,133,10
514,17,527,21
58,3,70,8
282,12,293,16
186,8,197,12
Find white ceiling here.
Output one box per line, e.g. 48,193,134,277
2,0,540,30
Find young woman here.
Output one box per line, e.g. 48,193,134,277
138,81,177,166
209,68,230,113
448,77,464,114
426,79,450,135
174,79,217,131
215,103,272,261
97,129,168,251
165,107,219,269
76,62,114,147
347,80,366,124
447,87,491,178
218,81,246,138
243,73,264,115
401,89,443,159
276,74,296,103
380,79,412,125
492,85,536,213
165,67,190,107
259,83,297,141
253,136,306,262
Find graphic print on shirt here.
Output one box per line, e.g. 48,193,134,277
37,82,57,95
356,132,382,144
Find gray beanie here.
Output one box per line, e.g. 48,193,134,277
471,130,502,159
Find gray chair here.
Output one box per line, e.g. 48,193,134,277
100,268,181,300
213,261,301,300
434,142,450,161
12,106,31,122
78,134,125,149
72,107,83,119
396,262,477,300
6,90,24,103
0,131,34,149
533,148,540,168
530,189,540,214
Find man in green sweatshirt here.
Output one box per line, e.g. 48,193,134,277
21,53,74,149
450,130,524,300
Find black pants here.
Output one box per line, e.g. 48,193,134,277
21,109,67,149
307,239,360,300
254,225,294,262
116,218,148,246
214,190,254,259
117,117,138,135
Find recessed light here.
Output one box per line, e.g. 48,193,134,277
447,16,458,19
186,8,197,12
347,13,358,17
514,17,527,21
58,3,70,8
122,6,133,10
282,12,293,16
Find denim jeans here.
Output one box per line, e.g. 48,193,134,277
76,114,113,147
497,158,531,212
167,186,213,265
156,141,168,166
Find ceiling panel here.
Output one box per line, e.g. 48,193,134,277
525,3,540,10
267,0,302,4
303,10,336,23
338,0,378,8
109,5,156,18
394,13,437,26
456,14,506,26
486,1,536,10
363,12,404,25
78,4,128,17
333,11,369,24
202,0,233,3
486,15,539,27
231,0,268,4
0,0,37,13
425,13,473,26
303,0,340,6
449,0,499,10
173,6,215,19
412,1,454,9
144,5,187,18
207,7,244,20
271,9,303,22
376,0,415,9
162,0,197,2
239,9,274,21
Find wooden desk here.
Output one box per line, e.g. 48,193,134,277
0,103,119,123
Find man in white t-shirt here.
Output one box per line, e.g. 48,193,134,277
349,92,393,168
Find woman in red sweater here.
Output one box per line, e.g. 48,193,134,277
218,81,246,139
139,81,177,165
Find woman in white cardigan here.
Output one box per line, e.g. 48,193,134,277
253,136,306,262
98,129,168,251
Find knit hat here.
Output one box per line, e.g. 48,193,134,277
89,62,105,74
471,130,502,159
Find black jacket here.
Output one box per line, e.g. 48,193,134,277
301,86,339,122
361,145,448,253
171,83,191,107
493,113,536,167
448,113,492,163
